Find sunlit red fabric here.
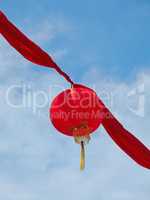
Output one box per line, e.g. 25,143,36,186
0,10,150,169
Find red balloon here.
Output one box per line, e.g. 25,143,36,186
50,84,103,137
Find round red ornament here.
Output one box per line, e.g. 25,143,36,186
50,84,103,170
50,84,103,137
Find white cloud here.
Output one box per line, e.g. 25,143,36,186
28,16,72,44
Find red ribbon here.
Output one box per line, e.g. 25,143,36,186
0,10,150,169
101,105,150,169
0,11,74,85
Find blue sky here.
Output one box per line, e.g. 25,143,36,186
0,1,150,200
1,0,150,82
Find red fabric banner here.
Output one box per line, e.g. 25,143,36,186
0,11,74,85
101,105,150,169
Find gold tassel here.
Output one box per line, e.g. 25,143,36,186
80,141,85,171
73,132,90,171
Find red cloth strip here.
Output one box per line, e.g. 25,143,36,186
101,104,150,169
0,11,74,85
